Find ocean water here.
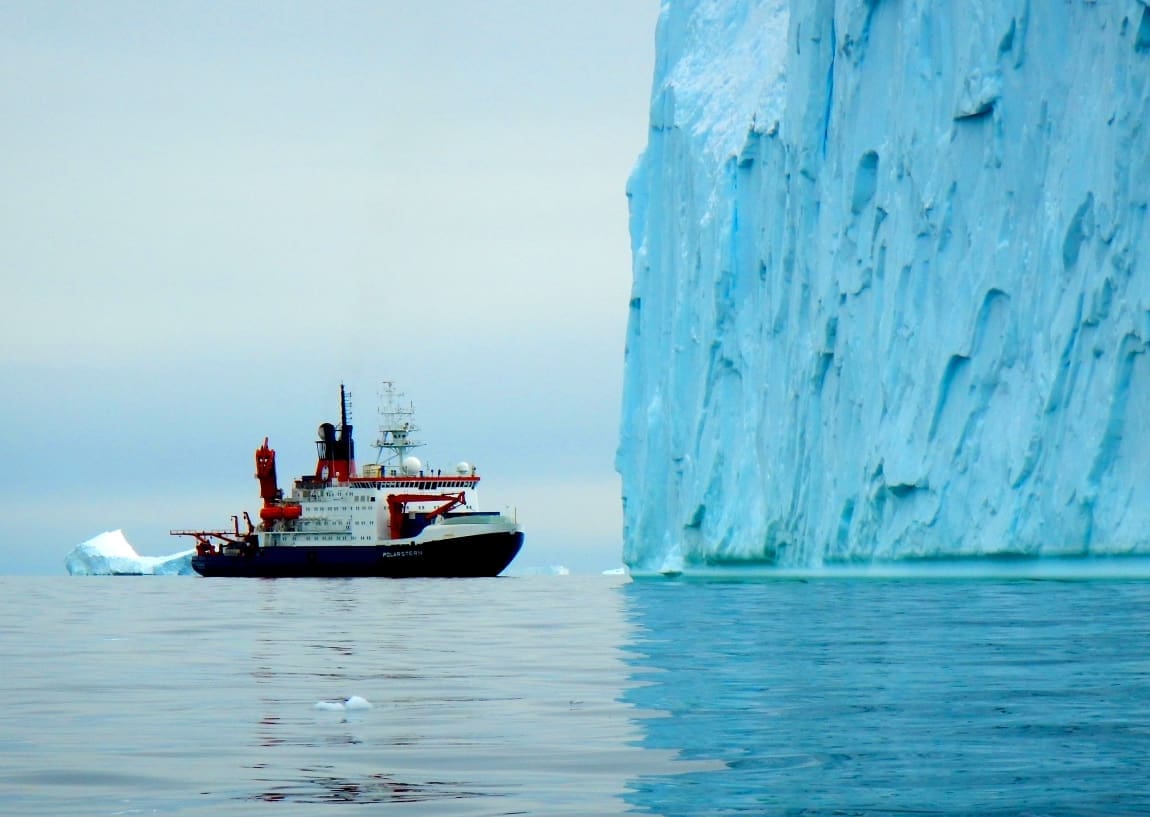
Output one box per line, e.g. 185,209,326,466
3,575,1150,816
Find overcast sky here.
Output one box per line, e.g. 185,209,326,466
0,1,661,574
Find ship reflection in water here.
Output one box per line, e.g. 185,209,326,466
252,770,498,805
232,577,713,814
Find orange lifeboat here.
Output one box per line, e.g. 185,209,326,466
260,505,285,521
282,504,302,520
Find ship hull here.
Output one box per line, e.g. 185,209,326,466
191,531,524,578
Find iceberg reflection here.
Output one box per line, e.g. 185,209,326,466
619,577,1150,815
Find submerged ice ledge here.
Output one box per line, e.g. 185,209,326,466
618,0,1150,572
627,555,1150,582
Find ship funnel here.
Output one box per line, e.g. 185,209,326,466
314,386,357,482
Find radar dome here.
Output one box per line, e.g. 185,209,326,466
455,461,472,475
402,456,423,475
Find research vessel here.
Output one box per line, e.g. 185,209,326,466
173,383,524,577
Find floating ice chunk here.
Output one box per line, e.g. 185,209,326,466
314,696,373,711
65,530,195,576
506,564,570,576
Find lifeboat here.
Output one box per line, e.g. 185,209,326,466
260,503,302,522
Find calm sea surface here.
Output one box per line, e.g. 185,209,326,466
2,575,1150,816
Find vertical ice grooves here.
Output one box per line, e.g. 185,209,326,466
1088,333,1146,486
821,16,836,156
1136,6,1150,52
618,0,1150,571
1062,193,1095,269
928,355,971,441
851,151,880,214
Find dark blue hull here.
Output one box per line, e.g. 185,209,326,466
191,531,523,578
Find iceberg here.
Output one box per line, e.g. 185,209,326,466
618,1,1150,572
65,530,195,576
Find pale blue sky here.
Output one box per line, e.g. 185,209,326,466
0,1,660,574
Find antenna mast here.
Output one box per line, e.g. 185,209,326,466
373,381,424,466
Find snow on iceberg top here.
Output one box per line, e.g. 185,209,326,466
651,0,789,161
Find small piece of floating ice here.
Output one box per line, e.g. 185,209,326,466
314,695,373,711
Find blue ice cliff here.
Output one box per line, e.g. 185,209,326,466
618,0,1150,573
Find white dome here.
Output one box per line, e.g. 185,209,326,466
455,461,472,475
401,456,423,475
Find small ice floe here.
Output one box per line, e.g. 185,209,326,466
506,564,570,576
314,695,373,711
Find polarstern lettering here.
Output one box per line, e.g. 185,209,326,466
381,549,423,559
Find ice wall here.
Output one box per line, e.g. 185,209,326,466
619,0,1150,572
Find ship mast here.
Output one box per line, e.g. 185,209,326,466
373,381,424,469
